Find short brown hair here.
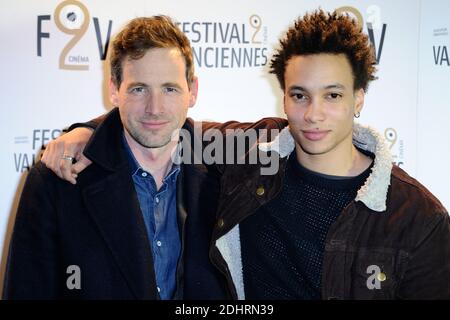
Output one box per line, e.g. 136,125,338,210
270,9,377,92
110,16,194,87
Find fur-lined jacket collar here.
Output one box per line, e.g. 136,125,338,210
258,123,393,212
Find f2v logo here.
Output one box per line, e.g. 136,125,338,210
335,6,387,64
66,265,81,290
37,0,113,70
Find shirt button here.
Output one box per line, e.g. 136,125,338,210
157,287,161,293
141,172,148,177
156,240,162,247
256,186,265,196
217,219,224,228
155,197,160,204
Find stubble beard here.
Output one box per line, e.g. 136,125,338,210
125,119,177,149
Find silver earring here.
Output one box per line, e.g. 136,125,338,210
354,112,360,118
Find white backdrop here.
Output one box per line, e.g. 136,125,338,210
1,0,449,294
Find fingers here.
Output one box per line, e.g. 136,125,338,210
55,153,91,185
59,154,92,185
59,144,81,184
59,157,76,185
41,127,94,184
72,156,92,175
42,139,64,179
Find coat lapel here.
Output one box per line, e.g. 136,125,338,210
82,169,157,299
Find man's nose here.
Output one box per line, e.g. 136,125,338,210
144,92,163,115
304,99,325,123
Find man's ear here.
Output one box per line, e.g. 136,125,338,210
354,88,365,114
188,76,199,108
109,79,120,107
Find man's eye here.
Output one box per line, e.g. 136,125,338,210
164,87,178,93
130,87,145,94
291,93,306,101
327,93,342,99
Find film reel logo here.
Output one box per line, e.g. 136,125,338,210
335,5,387,65
249,14,263,44
54,0,90,70
37,0,112,71
384,128,404,167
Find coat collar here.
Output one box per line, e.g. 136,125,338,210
258,123,393,212
83,108,128,172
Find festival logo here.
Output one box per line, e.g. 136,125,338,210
177,14,269,68
336,5,387,65
384,128,405,168
37,0,113,70
13,129,64,172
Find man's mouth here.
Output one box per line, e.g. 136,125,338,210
140,120,170,129
301,130,330,141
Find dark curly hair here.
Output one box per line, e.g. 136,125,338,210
270,9,377,92
110,16,194,88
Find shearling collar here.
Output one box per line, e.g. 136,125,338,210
258,123,393,212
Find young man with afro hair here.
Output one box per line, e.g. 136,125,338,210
211,10,449,300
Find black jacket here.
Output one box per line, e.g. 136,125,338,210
2,108,228,299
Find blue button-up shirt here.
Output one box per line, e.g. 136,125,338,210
123,135,181,300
